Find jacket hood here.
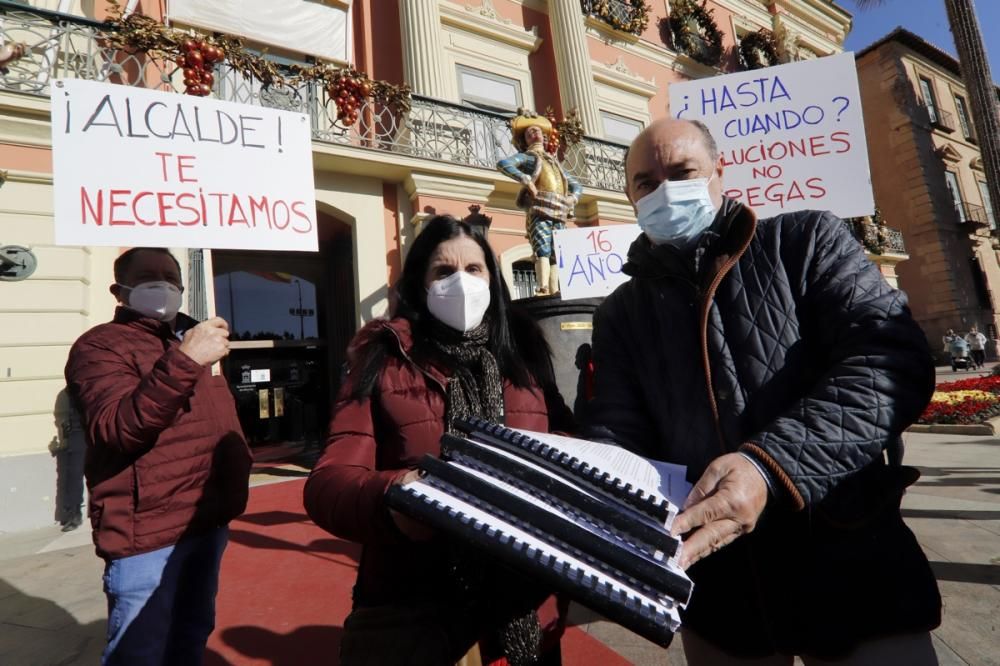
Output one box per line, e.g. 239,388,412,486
624,197,752,280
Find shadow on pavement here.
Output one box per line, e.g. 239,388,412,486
902,508,1000,520
930,561,1000,586
251,466,310,478
0,578,105,664
237,510,312,527
206,624,344,666
227,528,360,564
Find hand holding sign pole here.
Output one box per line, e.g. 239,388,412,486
668,52,874,220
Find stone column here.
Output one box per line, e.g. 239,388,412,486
549,0,603,134
399,0,449,99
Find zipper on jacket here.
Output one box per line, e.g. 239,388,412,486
698,219,756,454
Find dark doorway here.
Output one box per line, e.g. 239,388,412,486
212,213,355,458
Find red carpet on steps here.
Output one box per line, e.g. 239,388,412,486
205,478,631,666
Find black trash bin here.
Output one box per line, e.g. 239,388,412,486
514,295,603,420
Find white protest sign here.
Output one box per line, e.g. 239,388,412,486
555,225,641,301
669,52,873,219
52,79,317,251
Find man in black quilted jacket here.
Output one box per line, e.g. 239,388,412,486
587,118,941,664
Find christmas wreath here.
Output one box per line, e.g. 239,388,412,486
737,29,780,70
585,0,651,37
102,3,410,127
666,0,723,67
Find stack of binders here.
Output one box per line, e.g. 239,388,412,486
385,417,693,647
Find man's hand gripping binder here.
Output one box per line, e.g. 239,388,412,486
385,417,694,647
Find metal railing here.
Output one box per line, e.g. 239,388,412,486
958,201,990,227
0,3,627,191
845,218,907,255
923,105,957,133
580,0,644,32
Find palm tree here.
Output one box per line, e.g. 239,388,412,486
856,0,1000,230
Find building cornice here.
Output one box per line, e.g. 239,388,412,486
767,0,852,42
1,169,53,185
592,57,658,98
440,0,541,52
584,24,720,79
712,0,775,29
404,171,497,202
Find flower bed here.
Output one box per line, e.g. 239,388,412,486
919,376,1000,424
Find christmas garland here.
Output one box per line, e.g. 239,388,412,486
102,6,411,126
737,29,780,71
586,1,651,36
545,107,584,156
666,0,723,67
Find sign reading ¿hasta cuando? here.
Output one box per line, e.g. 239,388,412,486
51,78,318,251
668,52,874,220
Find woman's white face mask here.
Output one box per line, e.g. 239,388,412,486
118,281,183,321
426,271,491,332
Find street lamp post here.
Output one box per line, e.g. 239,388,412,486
294,279,304,340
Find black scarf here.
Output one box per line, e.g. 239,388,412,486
427,318,543,665
428,319,504,433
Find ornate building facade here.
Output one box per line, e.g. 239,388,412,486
857,28,999,358
0,0,851,531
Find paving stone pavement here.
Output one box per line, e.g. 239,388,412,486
1,434,997,665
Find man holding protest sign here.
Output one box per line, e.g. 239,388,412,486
586,118,941,663
65,247,251,665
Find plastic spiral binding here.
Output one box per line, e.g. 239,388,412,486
456,417,674,524
385,481,679,647
440,434,679,558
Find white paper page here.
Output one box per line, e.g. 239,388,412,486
510,429,692,508
403,478,682,628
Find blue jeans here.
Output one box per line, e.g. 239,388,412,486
102,526,228,666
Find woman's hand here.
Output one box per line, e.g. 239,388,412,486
389,469,436,541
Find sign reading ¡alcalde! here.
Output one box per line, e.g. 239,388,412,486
51,79,318,251
668,52,874,220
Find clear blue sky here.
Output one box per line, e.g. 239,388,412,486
838,0,1000,79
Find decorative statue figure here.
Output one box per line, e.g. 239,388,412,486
497,110,583,296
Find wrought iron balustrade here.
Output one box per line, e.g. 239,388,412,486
581,0,643,31
0,3,628,192
957,201,990,227
844,218,907,255
921,105,957,133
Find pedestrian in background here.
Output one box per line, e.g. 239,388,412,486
65,247,251,666
51,389,85,532
965,326,988,369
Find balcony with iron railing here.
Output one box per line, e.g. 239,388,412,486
844,218,907,256
580,0,646,35
956,201,990,228
922,104,957,133
0,2,627,192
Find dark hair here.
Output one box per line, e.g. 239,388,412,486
350,215,554,398
113,247,181,284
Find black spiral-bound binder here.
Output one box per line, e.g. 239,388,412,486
384,420,692,648
455,417,675,524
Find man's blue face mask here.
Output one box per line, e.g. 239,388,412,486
634,173,717,249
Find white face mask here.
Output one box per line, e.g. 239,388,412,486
635,174,717,248
119,281,183,322
426,271,491,333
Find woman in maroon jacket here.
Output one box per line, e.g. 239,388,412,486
305,215,572,665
